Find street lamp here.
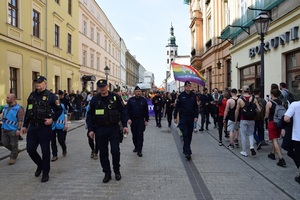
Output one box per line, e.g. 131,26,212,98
253,11,271,98
104,66,110,81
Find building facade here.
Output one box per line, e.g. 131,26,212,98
78,0,121,92
0,0,80,105
126,51,139,91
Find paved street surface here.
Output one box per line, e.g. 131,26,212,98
0,118,299,200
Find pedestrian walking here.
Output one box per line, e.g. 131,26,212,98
22,75,63,183
127,86,149,157
164,92,175,128
235,85,261,157
152,91,163,128
265,89,286,167
173,81,198,160
1,93,24,165
86,79,128,183
253,88,266,150
50,96,68,162
217,92,229,146
199,88,213,131
284,100,300,184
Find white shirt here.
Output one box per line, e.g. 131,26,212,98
284,101,300,141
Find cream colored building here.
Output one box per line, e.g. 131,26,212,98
0,0,80,106
223,0,300,99
78,0,121,92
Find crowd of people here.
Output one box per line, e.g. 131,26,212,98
1,76,299,185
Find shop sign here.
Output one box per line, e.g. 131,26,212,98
249,26,299,58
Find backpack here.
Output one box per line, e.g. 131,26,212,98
280,89,295,109
285,89,295,106
255,97,266,120
270,100,286,128
241,95,257,120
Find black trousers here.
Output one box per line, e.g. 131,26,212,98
218,116,224,142
51,129,67,157
27,124,51,176
166,107,174,127
154,108,162,125
95,126,120,174
131,119,145,153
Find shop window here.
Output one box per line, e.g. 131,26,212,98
286,51,300,100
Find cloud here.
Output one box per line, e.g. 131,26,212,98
133,36,145,41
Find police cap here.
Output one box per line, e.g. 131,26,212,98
97,79,107,87
58,90,64,95
184,81,191,86
34,75,47,83
134,86,141,91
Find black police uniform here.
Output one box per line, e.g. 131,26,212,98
23,88,62,181
173,90,198,158
199,93,213,130
86,91,127,180
152,93,163,127
126,89,149,157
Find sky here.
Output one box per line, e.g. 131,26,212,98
96,0,191,87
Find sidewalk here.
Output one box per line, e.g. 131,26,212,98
0,120,85,161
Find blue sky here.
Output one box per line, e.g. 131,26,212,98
97,0,191,86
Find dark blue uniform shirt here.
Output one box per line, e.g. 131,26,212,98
174,91,198,119
127,96,149,122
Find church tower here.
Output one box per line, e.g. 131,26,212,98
165,24,178,89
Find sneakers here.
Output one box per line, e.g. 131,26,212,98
218,141,223,146
194,128,198,133
62,150,67,157
277,158,286,167
93,153,98,160
250,148,256,156
123,133,127,138
8,158,16,165
227,144,234,150
240,151,248,157
199,128,204,131
268,153,276,160
90,151,94,158
185,154,191,160
51,156,58,162
234,139,239,148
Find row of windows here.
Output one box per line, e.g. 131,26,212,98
54,0,72,15
82,20,120,61
8,1,73,54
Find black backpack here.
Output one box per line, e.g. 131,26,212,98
241,95,257,120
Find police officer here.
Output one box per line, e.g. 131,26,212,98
127,86,149,157
86,79,128,183
173,81,198,160
22,75,62,183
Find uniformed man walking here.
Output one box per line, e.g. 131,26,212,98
22,75,62,183
86,79,128,183
126,86,149,157
1,93,24,165
152,91,163,127
174,81,198,160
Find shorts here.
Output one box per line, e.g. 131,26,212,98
227,120,239,132
268,121,281,140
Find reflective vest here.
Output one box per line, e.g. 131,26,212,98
52,104,66,130
2,104,21,131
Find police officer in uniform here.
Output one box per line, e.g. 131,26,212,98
126,86,149,157
86,79,128,183
152,91,163,127
22,75,62,183
173,81,198,160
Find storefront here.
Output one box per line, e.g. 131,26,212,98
231,3,300,100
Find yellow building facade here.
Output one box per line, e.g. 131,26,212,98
0,0,80,106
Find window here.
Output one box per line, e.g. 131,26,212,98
207,16,212,39
82,50,87,66
68,0,72,15
8,0,18,27
9,67,18,98
90,53,94,68
83,21,87,35
109,43,111,54
32,9,40,38
67,33,72,53
32,72,39,91
97,32,100,45
90,27,94,40
105,39,107,50
55,76,60,93
97,56,100,70
226,60,231,88
286,50,300,100
54,24,60,47
55,0,59,4
67,78,72,94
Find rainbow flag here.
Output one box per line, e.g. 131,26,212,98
171,63,206,86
